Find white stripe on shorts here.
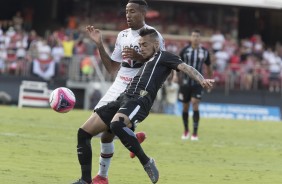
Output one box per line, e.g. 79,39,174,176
129,105,140,120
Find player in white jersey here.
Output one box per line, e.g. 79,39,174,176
72,1,165,184
95,25,164,109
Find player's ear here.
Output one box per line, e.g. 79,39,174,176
153,41,160,51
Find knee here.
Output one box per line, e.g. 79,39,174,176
101,131,115,143
192,102,199,110
182,103,189,112
77,128,93,145
110,121,125,134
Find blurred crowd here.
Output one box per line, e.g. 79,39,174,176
1,9,282,95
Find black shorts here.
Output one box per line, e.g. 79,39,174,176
178,84,203,103
269,72,280,82
95,94,151,129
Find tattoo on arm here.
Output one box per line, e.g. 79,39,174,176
178,63,204,83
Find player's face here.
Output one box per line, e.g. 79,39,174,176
126,3,145,29
191,32,201,46
139,35,157,59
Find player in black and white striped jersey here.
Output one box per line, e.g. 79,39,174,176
178,29,213,141
81,28,214,183
72,1,165,184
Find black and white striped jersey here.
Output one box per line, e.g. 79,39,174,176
124,51,183,104
179,45,211,86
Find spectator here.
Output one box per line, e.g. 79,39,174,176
12,11,23,31
51,42,64,63
32,40,55,80
265,50,282,92
74,39,86,55
228,49,241,89
210,29,225,53
61,35,75,75
214,46,229,73
251,34,264,59
164,74,179,115
0,40,7,72
80,56,94,80
15,42,27,75
241,55,256,90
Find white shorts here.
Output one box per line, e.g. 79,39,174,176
94,74,133,109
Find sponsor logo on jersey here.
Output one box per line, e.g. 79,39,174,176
120,75,133,82
140,90,148,97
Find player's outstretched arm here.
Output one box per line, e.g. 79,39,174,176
86,25,120,74
177,63,214,90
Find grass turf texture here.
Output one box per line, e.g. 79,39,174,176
1,105,282,184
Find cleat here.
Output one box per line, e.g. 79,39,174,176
144,158,159,183
92,175,108,184
191,134,199,141
130,132,146,158
181,130,190,140
71,179,89,184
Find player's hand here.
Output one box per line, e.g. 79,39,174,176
201,79,215,90
122,48,142,61
85,25,102,45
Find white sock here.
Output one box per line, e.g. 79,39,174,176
98,142,114,178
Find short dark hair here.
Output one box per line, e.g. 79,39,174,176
128,0,148,12
128,0,148,6
139,28,158,39
192,29,201,34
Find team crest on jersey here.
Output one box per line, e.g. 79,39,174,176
139,90,148,97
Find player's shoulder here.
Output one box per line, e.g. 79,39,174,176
180,45,191,53
160,51,180,59
199,45,209,51
117,28,131,37
144,24,156,30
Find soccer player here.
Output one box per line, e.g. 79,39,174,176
75,28,214,184
178,30,213,141
72,0,165,184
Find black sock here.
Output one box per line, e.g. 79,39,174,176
77,128,93,183
193,111,200,135
110,119,149,165
182,112,189,132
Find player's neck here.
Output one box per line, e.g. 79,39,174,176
131,22,145,30
192,44,199,49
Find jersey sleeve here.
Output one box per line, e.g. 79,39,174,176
204,49,211,66
162,52,183,70
178,45,188,61
110,32,123,63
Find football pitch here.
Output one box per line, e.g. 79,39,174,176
1,105,282,184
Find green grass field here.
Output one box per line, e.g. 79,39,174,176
1,105,282,184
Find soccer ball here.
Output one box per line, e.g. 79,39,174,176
49,87,76,113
